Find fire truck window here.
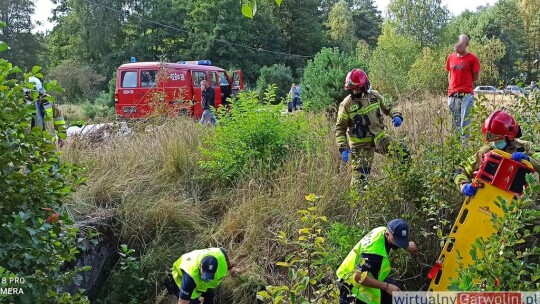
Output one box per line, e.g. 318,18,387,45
121,71,138,88
192,71,207,88
209,72,218,87
218,72,229,86
141,70,157,87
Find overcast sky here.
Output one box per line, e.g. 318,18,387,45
33,0,498,32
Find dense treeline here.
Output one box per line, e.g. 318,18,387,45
2,0,540,102
3,0,381,103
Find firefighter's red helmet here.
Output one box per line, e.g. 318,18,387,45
344,68,369,91
482,111,519,142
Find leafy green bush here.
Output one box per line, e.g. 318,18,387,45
407,47,447,94
257,194,339,303
468,38,506,85
256,64,294,104
199,88,310,183
0,41,87,302
509,93,540,141
326,222,365,266
48,59,107,104
301,47,366,112
368,23,420,97
82,91,115,120
96,245,147,304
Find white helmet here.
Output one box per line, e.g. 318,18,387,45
27,76,46,94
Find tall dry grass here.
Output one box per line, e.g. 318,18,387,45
64,118,209,250
62,94,504,303
59,104,88,121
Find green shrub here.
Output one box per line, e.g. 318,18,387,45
256,64,294,104
468,38,506,85
95,245,147,304
407,47,448,94
0,42,88,302
199,88,310,183
301,47,366,112
82,91,115,120
368,23,420,97
326,222,365,266
48,59,107,104
257,194,339,303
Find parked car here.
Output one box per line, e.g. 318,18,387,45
473,86,504,95
503,85,527,96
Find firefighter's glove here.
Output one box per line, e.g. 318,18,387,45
461,183,477,197
511,152,529,162
392,116,402,127
341,149,351,163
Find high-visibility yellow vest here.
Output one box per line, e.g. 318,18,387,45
27,99,66,140
171,248,228,300
336,227,391,304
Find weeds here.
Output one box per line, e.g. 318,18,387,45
63,92,540,302
199,88,311,183
257,194,339,303
95,245,146,304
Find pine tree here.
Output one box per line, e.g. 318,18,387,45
272,0,326,75
183,0,284,83
350,0,383,47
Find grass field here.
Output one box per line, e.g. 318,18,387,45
60,92,536,303
58,104,88,122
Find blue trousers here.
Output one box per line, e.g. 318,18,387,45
448,94,474,135
200,109,217,125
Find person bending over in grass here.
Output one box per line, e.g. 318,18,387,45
336,219,418,304
165,247,239,304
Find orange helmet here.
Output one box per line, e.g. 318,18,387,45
344,68,369,91
482,111,519,142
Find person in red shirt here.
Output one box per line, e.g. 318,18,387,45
446,34,480,139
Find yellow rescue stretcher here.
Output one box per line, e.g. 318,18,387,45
428,149,535,291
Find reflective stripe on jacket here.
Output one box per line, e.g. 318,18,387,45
336,227,391,304
335,90,401,151
27,95,66,139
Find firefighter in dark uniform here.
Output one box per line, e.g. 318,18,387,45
335,68,406,186
455,110,540,196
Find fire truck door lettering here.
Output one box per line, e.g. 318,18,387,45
170,73,185,81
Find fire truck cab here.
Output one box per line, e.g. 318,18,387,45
115,60,243,119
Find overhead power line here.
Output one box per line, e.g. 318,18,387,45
79,0,313,59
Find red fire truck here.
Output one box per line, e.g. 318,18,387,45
114,60,243,119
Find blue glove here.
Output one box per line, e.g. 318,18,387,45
392,116,402,127
511,152,529,162
341,150,351,163
462,183,477,197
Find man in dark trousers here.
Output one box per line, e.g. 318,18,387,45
200,80,216,125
